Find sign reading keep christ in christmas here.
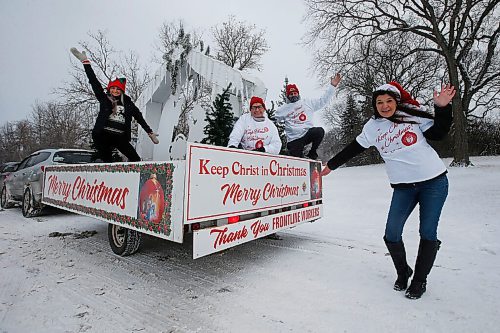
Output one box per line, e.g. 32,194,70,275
184,143,322,224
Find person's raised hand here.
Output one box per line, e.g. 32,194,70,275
320,166,332,177
433,84,456,107
331,73,341,87
70,47,89,64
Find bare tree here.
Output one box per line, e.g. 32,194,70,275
3,120,37,161
56,30,151,141
304,0,500,166
212,15,269,71
0,122,21,162
340,35,444,103
30,101,88,149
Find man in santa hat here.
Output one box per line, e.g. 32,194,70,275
276,73,341,160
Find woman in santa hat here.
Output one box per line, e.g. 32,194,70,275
70,47,159,162
321,82,456,299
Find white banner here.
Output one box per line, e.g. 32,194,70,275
185,143,322,223
42,162,186,243
193,205,323,258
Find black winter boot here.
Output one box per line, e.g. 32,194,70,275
406,239,441,299
384,237,413,291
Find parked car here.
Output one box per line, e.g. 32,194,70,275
0,149,94,217
0,162,20,190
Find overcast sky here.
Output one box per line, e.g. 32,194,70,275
0,0,334,124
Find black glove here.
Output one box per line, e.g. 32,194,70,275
253,147,265,152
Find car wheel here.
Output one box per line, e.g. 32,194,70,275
22,188,34,217
108,224,141,256
1,185,14,209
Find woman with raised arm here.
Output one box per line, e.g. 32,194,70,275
70,47,159,162
321,82,456,299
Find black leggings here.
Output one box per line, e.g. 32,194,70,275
287,127,325,158
92,132,141,162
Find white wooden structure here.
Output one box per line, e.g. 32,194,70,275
136,49,267,161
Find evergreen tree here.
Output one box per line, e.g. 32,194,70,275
201,84,234,147
339,94,367,166
339,94,362,145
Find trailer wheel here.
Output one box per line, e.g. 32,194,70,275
108,224,141,256
1,185,14,209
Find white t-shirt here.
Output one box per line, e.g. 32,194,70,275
356,114,446,184
276,86,335,142
227,113,282,154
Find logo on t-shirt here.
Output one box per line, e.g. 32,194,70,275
401,131,417,146
109,105,125,123
255,140,264,149
299,113,307,121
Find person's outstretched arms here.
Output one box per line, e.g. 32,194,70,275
125,101,160,144
129,103,159,144
424,84,456,141
308,73,342,111
70,47,107,102
148,132,160,144
330,73,341,87
321,139,366,176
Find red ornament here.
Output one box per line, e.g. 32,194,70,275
401,132,417,146
139,174,165,224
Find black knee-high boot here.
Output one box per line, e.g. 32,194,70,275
405,239,441,299
384,236,413,291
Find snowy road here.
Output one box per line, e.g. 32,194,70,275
1,157,499,333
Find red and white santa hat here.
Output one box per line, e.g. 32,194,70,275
374,81,420,107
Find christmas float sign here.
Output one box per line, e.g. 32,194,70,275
193,204,323,258
42,162,185,242
184,143,322,224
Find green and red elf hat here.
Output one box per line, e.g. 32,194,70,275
107,77,126,92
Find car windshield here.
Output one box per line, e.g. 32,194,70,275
53,151,93,164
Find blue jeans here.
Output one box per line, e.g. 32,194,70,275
384,174,449,242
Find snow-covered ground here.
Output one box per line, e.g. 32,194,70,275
1,156,499,333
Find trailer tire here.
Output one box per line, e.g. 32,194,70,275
108,224,141,256
1,185,14,209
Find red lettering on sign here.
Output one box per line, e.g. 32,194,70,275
210,226,248,249
70,176,130,209
250,220,269,238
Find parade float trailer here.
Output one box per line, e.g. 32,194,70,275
41,48,323,258
42,143,323,258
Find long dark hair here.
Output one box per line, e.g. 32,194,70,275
371,90,434,124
